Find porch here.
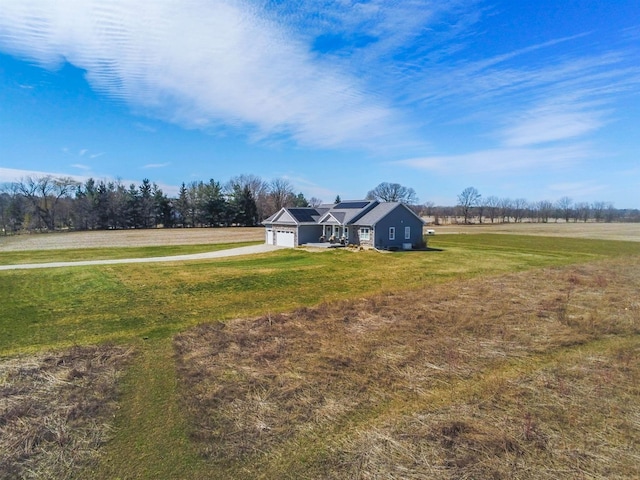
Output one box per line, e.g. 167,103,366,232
303,242,346,249
318,224,351,245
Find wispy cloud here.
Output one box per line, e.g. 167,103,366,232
282,174,336,201
142,162,170,169
396,144,592,174
1,0,638,196
499,101,609,147
134,122,157,133
62,147,104,158
395,28,638,175
71,163,91,171
0,167,86,183
0,0,418,150
546,181,607,199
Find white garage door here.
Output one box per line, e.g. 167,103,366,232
276,230,295,247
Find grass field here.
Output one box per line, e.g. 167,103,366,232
1,226,639,479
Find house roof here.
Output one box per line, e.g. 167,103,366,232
263,206,328,225
263,200,424,227
318,200,378,225
355,202,426,226
288,207,328,223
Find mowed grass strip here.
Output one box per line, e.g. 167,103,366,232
0,241,261,265
83,338,202,480
174,256,640,479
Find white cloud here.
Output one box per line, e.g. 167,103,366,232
142,162,171,169
282,174,336,201
499,102,608,147
546,181,607,199
71,164,91,171
396,144,591,174
0,0,410,150
0,167,86,184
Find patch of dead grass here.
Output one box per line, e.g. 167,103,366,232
334,341,639,479
0,345,133,479
175,256,639,478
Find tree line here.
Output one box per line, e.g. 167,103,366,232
425,186,639,224
1,178,637,235
0,174,316,234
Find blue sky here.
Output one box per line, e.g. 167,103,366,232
1,0,639,207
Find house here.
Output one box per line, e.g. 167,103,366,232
263,200,425,249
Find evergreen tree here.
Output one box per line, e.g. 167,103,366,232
175,183,189,227
126,183,141,228
230,185,258,226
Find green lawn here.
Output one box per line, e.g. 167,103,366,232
6,234,639,356
2,234,639,479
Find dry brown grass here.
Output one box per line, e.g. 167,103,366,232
0,345,133,479
0,227,264,252
174,256,639,478
431,222,640,242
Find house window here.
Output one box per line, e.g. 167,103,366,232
405,226,411,240
389,227,395,240
359,227,370,241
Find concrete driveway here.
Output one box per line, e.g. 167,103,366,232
0,244,285,271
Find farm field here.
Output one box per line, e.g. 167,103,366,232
1,226,639,479
0,226,266,252
431,221,640,242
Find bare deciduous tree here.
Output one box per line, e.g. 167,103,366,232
556,197,573,223
535,200,554,223
483,196,500,223
512,198,529,223
15,176,79,230
457,187,481,224
308,197,323,208
366,182,418,204
268,178,296,214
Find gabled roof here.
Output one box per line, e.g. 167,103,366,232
318,200,379,225
288,207,328,223
263,200,424,228
355,202,426,227
263,206,328,225
319,212,345,224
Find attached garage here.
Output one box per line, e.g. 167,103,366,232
275,230,295,247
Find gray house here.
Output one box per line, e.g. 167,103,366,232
263,200,425,249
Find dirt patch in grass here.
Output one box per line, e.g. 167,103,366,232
0,227,264,252
175,256,639,478
0,345,133,479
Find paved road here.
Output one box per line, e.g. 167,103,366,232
0,244,285,271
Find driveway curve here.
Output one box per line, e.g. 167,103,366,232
0,244,285,271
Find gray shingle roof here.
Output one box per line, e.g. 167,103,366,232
354,202,401,226
263,200,424,227
354,202,425,226
319,200,378,224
